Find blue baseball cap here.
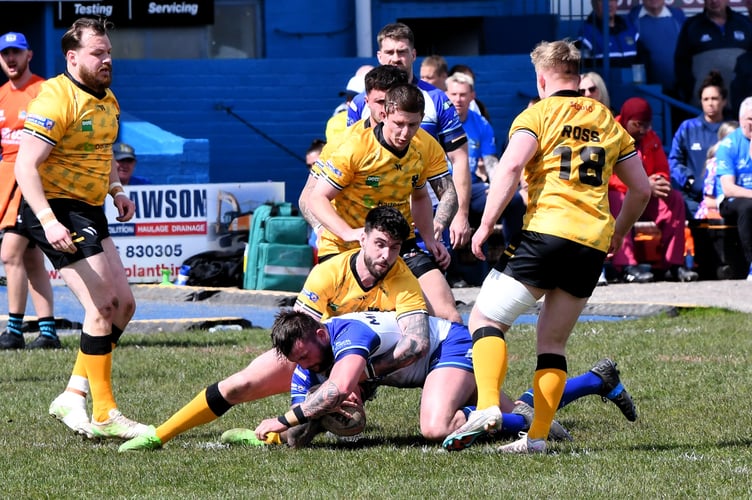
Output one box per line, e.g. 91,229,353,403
0,32,29,52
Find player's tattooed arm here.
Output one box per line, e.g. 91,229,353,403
430,175,458,232
370,312,430,376
298,173,322,229
300,379,347,419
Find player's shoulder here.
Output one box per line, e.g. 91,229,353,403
417,79,451,104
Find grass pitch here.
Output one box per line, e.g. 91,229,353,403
1,308,751,498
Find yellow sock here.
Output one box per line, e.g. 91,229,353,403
528,367,566,440
473,335,508,409
71,350,87,378
156,389,220,443
82,350,117,422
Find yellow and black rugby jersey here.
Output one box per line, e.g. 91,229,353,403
511,90,636,252
23,72,119,205
316,122,450,256
295,248,428,321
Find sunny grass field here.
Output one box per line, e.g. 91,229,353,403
1,308,751,499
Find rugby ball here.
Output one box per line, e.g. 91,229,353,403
306,384,366,437
320,401,366,437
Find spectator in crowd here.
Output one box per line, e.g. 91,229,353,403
612,97,698,282
448,64,491,122
579,71,611,110
444,72,524,247
730,50,752,114
715,96,752,280
113,143,151,185
579,0,639,68
326,66,373,143
420,55,449,91
0,31,60,350
669,71,728,218
331,65,373,117
674,0,752,112
628,0,685,94
695,120,738,219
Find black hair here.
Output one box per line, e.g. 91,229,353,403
270,309,321,358
698,70,728,100
364,65,410,93
364,206,410,242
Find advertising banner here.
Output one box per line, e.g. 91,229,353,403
0,182,285,284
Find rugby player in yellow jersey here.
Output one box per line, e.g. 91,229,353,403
443,39,651,454
304,72,462,324
119,206,430,452
14,18,149,440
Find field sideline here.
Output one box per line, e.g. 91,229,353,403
1,308,750,498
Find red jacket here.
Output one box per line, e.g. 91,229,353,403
609,116,669,193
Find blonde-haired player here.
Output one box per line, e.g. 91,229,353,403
443,39,651,453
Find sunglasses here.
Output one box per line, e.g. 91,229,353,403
579,86,597,95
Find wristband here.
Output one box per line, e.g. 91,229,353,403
109,181,125,197
42,219,60,231
292,405,308,425
115,191,129,199
35,208,58,230
277,414,291,428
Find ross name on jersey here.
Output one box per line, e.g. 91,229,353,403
560,125,600,143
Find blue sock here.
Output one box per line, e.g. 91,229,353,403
517,390,534,407
500,413,527,434
518,371,604,409
38,316,58,339
7,313,24,336
461,406,475,419
558,371,603,408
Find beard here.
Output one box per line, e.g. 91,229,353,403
364,253,392,281
78,63,112,92
6,58,29,81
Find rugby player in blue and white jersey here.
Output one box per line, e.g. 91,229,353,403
249,310,636,448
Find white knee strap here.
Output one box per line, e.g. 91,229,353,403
475,269,538,326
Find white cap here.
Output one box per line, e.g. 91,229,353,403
339,75,366,98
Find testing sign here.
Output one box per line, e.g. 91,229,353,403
12,182,285,284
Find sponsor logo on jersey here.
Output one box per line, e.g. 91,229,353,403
302,288,319,302
26,113,55,130
325,160,342,177
394,163,402,171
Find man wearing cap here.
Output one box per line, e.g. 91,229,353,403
0,31,60,350
113,142,151,185
326,65,372,142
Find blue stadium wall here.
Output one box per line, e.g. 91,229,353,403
111,55,538,201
